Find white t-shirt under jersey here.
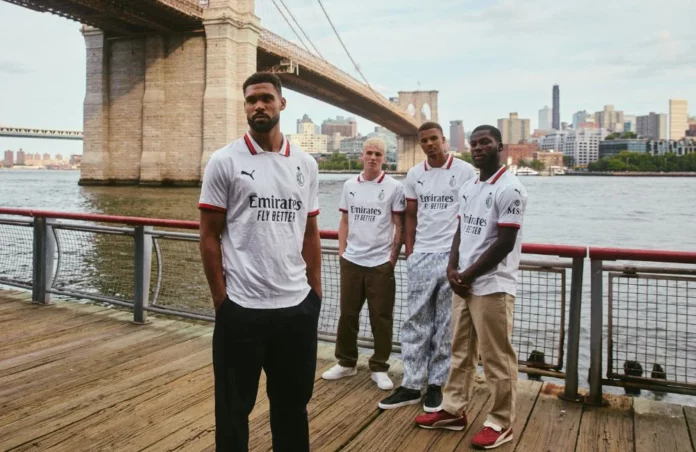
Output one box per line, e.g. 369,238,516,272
198,132,320,309
457,165,528,297
403,154,477,253
339,172,405,267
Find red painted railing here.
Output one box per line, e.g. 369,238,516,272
589,247,696,264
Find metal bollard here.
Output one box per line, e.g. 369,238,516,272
32,217,56,305
133,225,153,324
560,256,584,402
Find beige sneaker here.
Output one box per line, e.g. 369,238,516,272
371,372,394,390
321,364,357,380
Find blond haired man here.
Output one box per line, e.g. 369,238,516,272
322,137,405,390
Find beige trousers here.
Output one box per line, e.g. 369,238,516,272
441,292,517,429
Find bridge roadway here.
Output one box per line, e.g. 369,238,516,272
1,288,695,451
0,126,84,140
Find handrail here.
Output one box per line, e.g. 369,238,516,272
589,247,696,264
0,208,588,258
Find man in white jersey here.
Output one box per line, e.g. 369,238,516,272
414,125,527,450
379,121,476,412
321,137,405,391
198,72,322,452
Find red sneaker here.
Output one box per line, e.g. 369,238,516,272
414,410,467,431
471,426,513,449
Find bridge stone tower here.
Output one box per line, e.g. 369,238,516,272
395,90,439,173
80,0,260,186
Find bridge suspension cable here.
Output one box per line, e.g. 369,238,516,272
269,0,313,54
275,0,326,60
315,0,373,90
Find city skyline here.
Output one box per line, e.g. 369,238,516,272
1,0,695,158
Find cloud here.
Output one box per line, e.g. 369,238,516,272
0,60,32,74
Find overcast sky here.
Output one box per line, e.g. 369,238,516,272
1,0,694,157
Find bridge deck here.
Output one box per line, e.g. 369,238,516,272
1,289,695,451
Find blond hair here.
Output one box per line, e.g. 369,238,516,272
363,137,387,153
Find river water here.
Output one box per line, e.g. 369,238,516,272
1,169,695,405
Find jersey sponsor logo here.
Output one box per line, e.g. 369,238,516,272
241,170,255,180
296,166,305,187
249,194,302,223
419,193,455,210
461,213,488,235
350,205,382,222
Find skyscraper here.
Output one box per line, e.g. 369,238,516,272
552,85,560,130
498,113,531,145
669,99,688,140
538,106,552,131
449,120,466,152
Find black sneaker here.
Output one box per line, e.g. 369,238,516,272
423,385,442,413
378,386,421,410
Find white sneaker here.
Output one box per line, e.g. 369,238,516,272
322,364,357,380
371,372,394,391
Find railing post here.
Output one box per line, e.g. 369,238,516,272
133,225,153,324
32,217,56,304
588,258,604,405
560,256,584,402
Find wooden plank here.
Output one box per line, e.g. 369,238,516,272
634,398,693,452
514,382,584,452
685,406,696,452
575,393,633,452
0,341,213,450
0,325,211,422
14,365,215,451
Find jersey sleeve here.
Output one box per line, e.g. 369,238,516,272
497,184,527,228
198,153,230,212
307,158,320,217
403,169,417,201
392,182,406,213
339,181,350,213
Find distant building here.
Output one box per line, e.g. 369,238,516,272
572,111,592,129
449,120,467,152
498,112,530,144
594,105,624,132
534,150,564,168
321,116,358,137
288,114,328,154
538,106,552,131
647,139,696,156
3,150,13,167
500,143,538,166
552,85,560,130
327,133,342,152
669,99,688,140
16,149,25,165
623,115,637,133
563,128,609,166
43,153,51,161
539,131,568,152
636,112,667,140
598,139,649,159
70,154,82,166
339,135,368,154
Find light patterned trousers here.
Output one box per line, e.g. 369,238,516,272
400,252,453,390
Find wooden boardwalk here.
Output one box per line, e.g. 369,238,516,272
1,288,695,451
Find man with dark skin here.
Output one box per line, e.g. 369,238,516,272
199,72,322,452
378,122,475,412
414,125,528,450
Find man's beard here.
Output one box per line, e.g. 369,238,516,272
248,114,280,133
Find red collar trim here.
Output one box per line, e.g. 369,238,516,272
244,132,289,157
358,171,385,183
424,153,454,171
475,165,507,184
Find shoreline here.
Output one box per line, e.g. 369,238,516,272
566,171,696,177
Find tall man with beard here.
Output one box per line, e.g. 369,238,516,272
379,122,476,412
414,125,527,450
198,72,322,452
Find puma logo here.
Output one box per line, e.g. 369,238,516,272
462,194,468,201
417,180,424,186
241,170,255,180
514,189,521,195
349,191,355,198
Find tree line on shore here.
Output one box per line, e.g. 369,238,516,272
588,151,696,172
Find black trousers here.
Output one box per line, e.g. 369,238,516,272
213,289,321,452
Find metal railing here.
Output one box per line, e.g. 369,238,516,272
588,247,696,404
2,208,585,402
